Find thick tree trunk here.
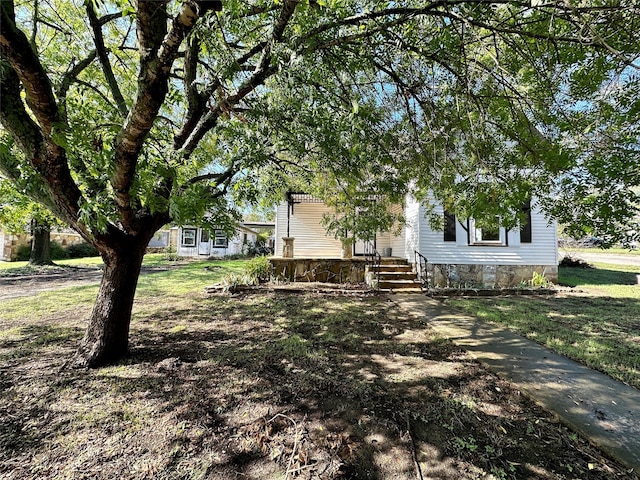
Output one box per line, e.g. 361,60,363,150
71,238,148,368
29,219,53,265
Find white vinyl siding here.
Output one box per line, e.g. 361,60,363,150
415,201,557,266
275,202,342,257
274,195,557,266
388,203,406,257
275,202,407,257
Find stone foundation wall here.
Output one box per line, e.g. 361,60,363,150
270,258,367,284
51,232,84,247
428,264,558,288
1,231,85,261
1,233,29,261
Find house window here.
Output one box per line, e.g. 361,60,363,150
469,218,507,246
200,229,210,243
444,211,456,242
213,229,228,247
181,228,197,247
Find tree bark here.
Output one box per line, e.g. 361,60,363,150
29,219,52,265
71,237,149,368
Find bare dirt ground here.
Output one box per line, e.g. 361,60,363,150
1,280,637,479
0,266,103,300
0,264,178,301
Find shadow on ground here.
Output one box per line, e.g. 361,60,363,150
0,292,635,479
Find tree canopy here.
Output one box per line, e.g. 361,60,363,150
1,0,638,365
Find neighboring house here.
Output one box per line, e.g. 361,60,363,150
171,224,259,258
147,230,170,249
274,193,558,287
0,229,84,261
241,221,276,252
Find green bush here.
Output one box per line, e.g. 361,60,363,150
16,240,68,260
243,255,272,284
163,245,180,261
65,242,99,259
15,243,31,261
51,241,69,260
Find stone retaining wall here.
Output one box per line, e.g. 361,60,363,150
269,258,367,284
428,263,558,288
1,231,85,261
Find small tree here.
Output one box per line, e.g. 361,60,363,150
0,177,62,265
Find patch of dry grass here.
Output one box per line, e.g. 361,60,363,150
1,271,636,479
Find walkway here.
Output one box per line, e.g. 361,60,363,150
396,294,640,473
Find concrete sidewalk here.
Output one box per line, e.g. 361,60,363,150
396,294,640,473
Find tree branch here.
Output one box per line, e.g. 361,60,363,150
173,35,268,151
0,5,103,227
99,11,124,26
177,2,298,159
113,0,200,232
0,1,59,136
30,0,38,48
58,50,97,108
0,52,84,230
173,35,214,149
186,166,236,186
86,1,128,117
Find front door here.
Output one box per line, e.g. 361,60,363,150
198,229,211,255
354,237,376,256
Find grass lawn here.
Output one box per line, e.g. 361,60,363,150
0,252,172,272
446,263,640,389
560,247,640,255
0,260,636,479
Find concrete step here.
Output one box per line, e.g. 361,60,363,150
379,287,423,294
377,272,418,281
369,264,413,273
378,279,423,290
379,257,409,265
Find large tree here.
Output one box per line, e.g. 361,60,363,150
1,0,638,367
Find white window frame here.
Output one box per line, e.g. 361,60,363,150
181,228,197,247
213,229,228,248
468,219,507,246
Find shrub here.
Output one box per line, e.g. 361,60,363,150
163,245,180,261
246,239,272,256
15,243,31,261
15,240,68,260
559,256,592,268
50,241,69,260
219,272,257,292
65,242,99,258
529,271,552,288
243,255,272,284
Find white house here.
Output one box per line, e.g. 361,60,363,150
172,224,259,258
274,193,558,287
